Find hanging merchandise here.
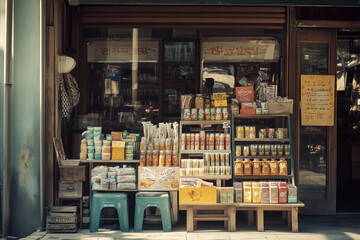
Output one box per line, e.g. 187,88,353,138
60,73,80,119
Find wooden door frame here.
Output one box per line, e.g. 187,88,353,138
293,28,337,215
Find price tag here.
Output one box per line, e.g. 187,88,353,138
222,122,230,129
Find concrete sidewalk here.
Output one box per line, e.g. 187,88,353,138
20,213,360,240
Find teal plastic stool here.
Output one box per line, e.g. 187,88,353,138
134,192,172,232
90,192,129,232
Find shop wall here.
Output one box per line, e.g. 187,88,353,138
8,0,42,237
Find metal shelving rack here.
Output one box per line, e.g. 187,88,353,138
179,120,232,186
231,114,295,184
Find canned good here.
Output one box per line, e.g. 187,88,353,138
216,108,222,120
220,153,225,166
199,159,205,168
219,133,225,150
210,108,216,120
193,159,199,168
205,108,211,120
184,108,191,120
245,126,250,138
268,128,275,138
225,153,230,166
181,134,186,150
204,153,211,166
190,133,195,150
209,133,215,150
225,133,231,150
243,146,250,156
191,108,198,120
195,133,200,150
215,166,219,175
222,108,229,120
259,129,267,138
206,133,210,150
250,127,256,139
210,166,215,175
220,166,225,175
200,131,206,150
226,166,231,175
181,159,187,168
250,144,258,156
236,126,245,139
198,108,205,120
180,168,186,176
210,153,216,166
186,159,192,168
215,133,220,150
186,133,191,150
235,146,242,156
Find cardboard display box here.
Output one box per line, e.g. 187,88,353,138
138,167,180,191
179,187,217,204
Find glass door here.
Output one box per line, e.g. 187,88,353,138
296,30,337,214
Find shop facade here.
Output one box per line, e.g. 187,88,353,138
2,0,360,238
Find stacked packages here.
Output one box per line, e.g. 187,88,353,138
91,165,136,190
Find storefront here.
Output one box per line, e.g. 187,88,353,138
41,0,360,234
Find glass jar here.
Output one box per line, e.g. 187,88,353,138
195,94,204,109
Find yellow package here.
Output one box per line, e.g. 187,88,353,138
252,182,261,203
243,182,252,203
179,187,217,204
112,141,125,160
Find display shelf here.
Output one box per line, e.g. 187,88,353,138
234,138,289,143
92,189,137,192
235,156,291,159
232,114,288,119
180,150,231,154
180,120,231,126
234,175,293,180
81,160,140,163
181,175,232,180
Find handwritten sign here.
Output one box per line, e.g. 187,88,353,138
301,75,335,126
213,93,227,107
202,39,279,62
87,40,159,63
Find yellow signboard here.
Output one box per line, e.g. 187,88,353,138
213,93,227,107
301,75,335,126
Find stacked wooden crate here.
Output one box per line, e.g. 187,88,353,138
47,206,77,233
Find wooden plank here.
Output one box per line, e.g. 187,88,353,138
45,25,55,207
170,191,178,224
224,209,228,228
288,210,292,229
233,114,288,119
291,207,299,232
234,202,305,208
229,206,236,232
194,217,228,221
248,210,255,226
257,208,264,232
187,206,194,232
234,138,290,143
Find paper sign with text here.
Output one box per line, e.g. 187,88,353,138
235,86,254,104
301,75,335,126
213,93,227,107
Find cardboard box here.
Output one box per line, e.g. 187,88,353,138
278,182,287,204
179,187,217,204
234,182,243,203
236,86,254,104
269,181,279,204
260,182,270,204
287,184,298,203
112,141,125,160
268,100,293,115
240,109,256,115
138,167,179,191
252,182,261,203
243,182,252,203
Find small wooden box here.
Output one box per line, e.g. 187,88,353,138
59,166,86,182
59,182,82,199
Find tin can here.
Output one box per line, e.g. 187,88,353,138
215,133,220,150
219,133,225,150
209,133,215,150
245,126,250,138
211,108,216,120
220,153,225,166
222,108,229,120
186,133,191,150
235,146,242,156
198,108,205,120
225,153,230,166
191,108,198,120
268,128,275,138
210,153,216,166
216,108,222,120
190,133,195,150
250,127,256,139
215,153,220,166
195,133,200,150
236,126,244,138
184,108,191,120
225,133,231,150
200,131,206,150
205,108,211,120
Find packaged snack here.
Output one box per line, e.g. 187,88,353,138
243,182,252,203
253,159,261,175
181,134,186,150
236,126,244,139
152,150,159,166
159,150,165,167
200,131,206,150
215,133,220,150
146,150,152,166
252,182,261,203
172,151,179,166
166,138,172,150
279,158,288,175
195,133,200,150
225,133,231,150
270,159,279,175
249,127,256,139
165,150,172,167
260,182,270,204
250,144,258,156
190,133,195,150
235,146,242,156
235,160,244,175
267,128,275,138
244,126,250,138
269,182,279,204
140,150,146,167
243,146,250,156
261,159,270,175
278,182,287,204
243,159,252,175
219,133,225,150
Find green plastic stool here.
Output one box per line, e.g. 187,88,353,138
90,192,129,232
134,192,172,232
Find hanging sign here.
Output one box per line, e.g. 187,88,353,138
301,75,335,126
202,39,279,62
87,40,159,63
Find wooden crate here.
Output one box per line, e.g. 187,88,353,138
47,206,77,233
59,182,82,199
59,166,86,182
47,212,77,224
47,223,77,233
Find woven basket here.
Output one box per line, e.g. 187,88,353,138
60,159,80,166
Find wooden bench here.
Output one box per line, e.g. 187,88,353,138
235,202,305,232
179,203,236,232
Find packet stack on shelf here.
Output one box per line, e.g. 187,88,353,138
91,165,136,190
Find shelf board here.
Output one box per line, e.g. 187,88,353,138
180,150,231,154
81,160,140,164
180,120,231,126
234,175,293,180
181,175,232,180
234,138,289,143
232,114,288,119
92,189,137,192
235,156,291,159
